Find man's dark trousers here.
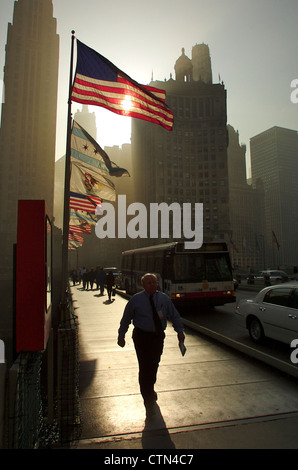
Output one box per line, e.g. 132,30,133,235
132,327,165,404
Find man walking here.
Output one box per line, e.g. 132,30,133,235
117,273,185,416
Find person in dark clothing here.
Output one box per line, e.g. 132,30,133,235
117,273,185,416
106,271,115,301
82,269,89,290
96,267,106,295
88,268,96,290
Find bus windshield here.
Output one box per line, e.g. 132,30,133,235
173,253,232,283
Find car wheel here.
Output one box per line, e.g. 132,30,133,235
248,317,264,344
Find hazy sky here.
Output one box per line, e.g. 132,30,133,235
1,0,298,171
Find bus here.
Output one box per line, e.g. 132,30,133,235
120,241,236,307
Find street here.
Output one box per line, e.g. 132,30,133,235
117,284,298,374
180,288,297,370
72,285,298,449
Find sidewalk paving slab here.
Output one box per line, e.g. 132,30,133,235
70,286,298,450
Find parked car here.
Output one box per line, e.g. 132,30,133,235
248,270,289,285
235,283,298,344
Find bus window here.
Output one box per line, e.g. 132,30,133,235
140,254,147,272
122,255,129,270
155,253,163,275
147,253,155,272
164,253,173,279
205,254,232,281
173,254,205,283
135,255,140,271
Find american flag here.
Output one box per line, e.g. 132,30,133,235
69,232,84,244
68,240,83,250
69,224,91,234
69,191,102,213
71,40,173,131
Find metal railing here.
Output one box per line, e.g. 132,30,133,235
7,352,43,449
6,284,81,448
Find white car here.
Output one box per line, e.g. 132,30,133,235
250,270,289,285
235,284,298,344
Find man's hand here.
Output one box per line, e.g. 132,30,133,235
117,337,125,348
177,332,185,343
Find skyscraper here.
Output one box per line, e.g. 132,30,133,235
0,0,59,364
227,125,264,270
250,126,298,268
131,44,230,246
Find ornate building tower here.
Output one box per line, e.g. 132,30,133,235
192,43,212,84
174,48,193,82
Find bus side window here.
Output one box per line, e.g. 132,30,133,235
155,254,163,276
147,253,154,273
144,253,148,272
164,254,174,278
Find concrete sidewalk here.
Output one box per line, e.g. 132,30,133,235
70,285,298,450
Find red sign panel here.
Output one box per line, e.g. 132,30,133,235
16,200,52,352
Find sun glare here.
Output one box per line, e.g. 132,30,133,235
122,95,133,112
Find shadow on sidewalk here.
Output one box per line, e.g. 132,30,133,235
79,359,97,396
142,404,175,449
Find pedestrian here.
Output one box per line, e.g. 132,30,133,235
88,268,96,290
70,269,77,286
80,267,86,285
264,272,271,286
82,269,89,290
96,267,106,296
106,270,115,301
117,273,185,417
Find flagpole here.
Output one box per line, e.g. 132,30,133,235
61,30,76,308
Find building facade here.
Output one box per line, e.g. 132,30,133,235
227,125,265,271
0,0,59,365
131,45,231,248
250,126,298,269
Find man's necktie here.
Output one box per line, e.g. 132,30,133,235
149,295,164,335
